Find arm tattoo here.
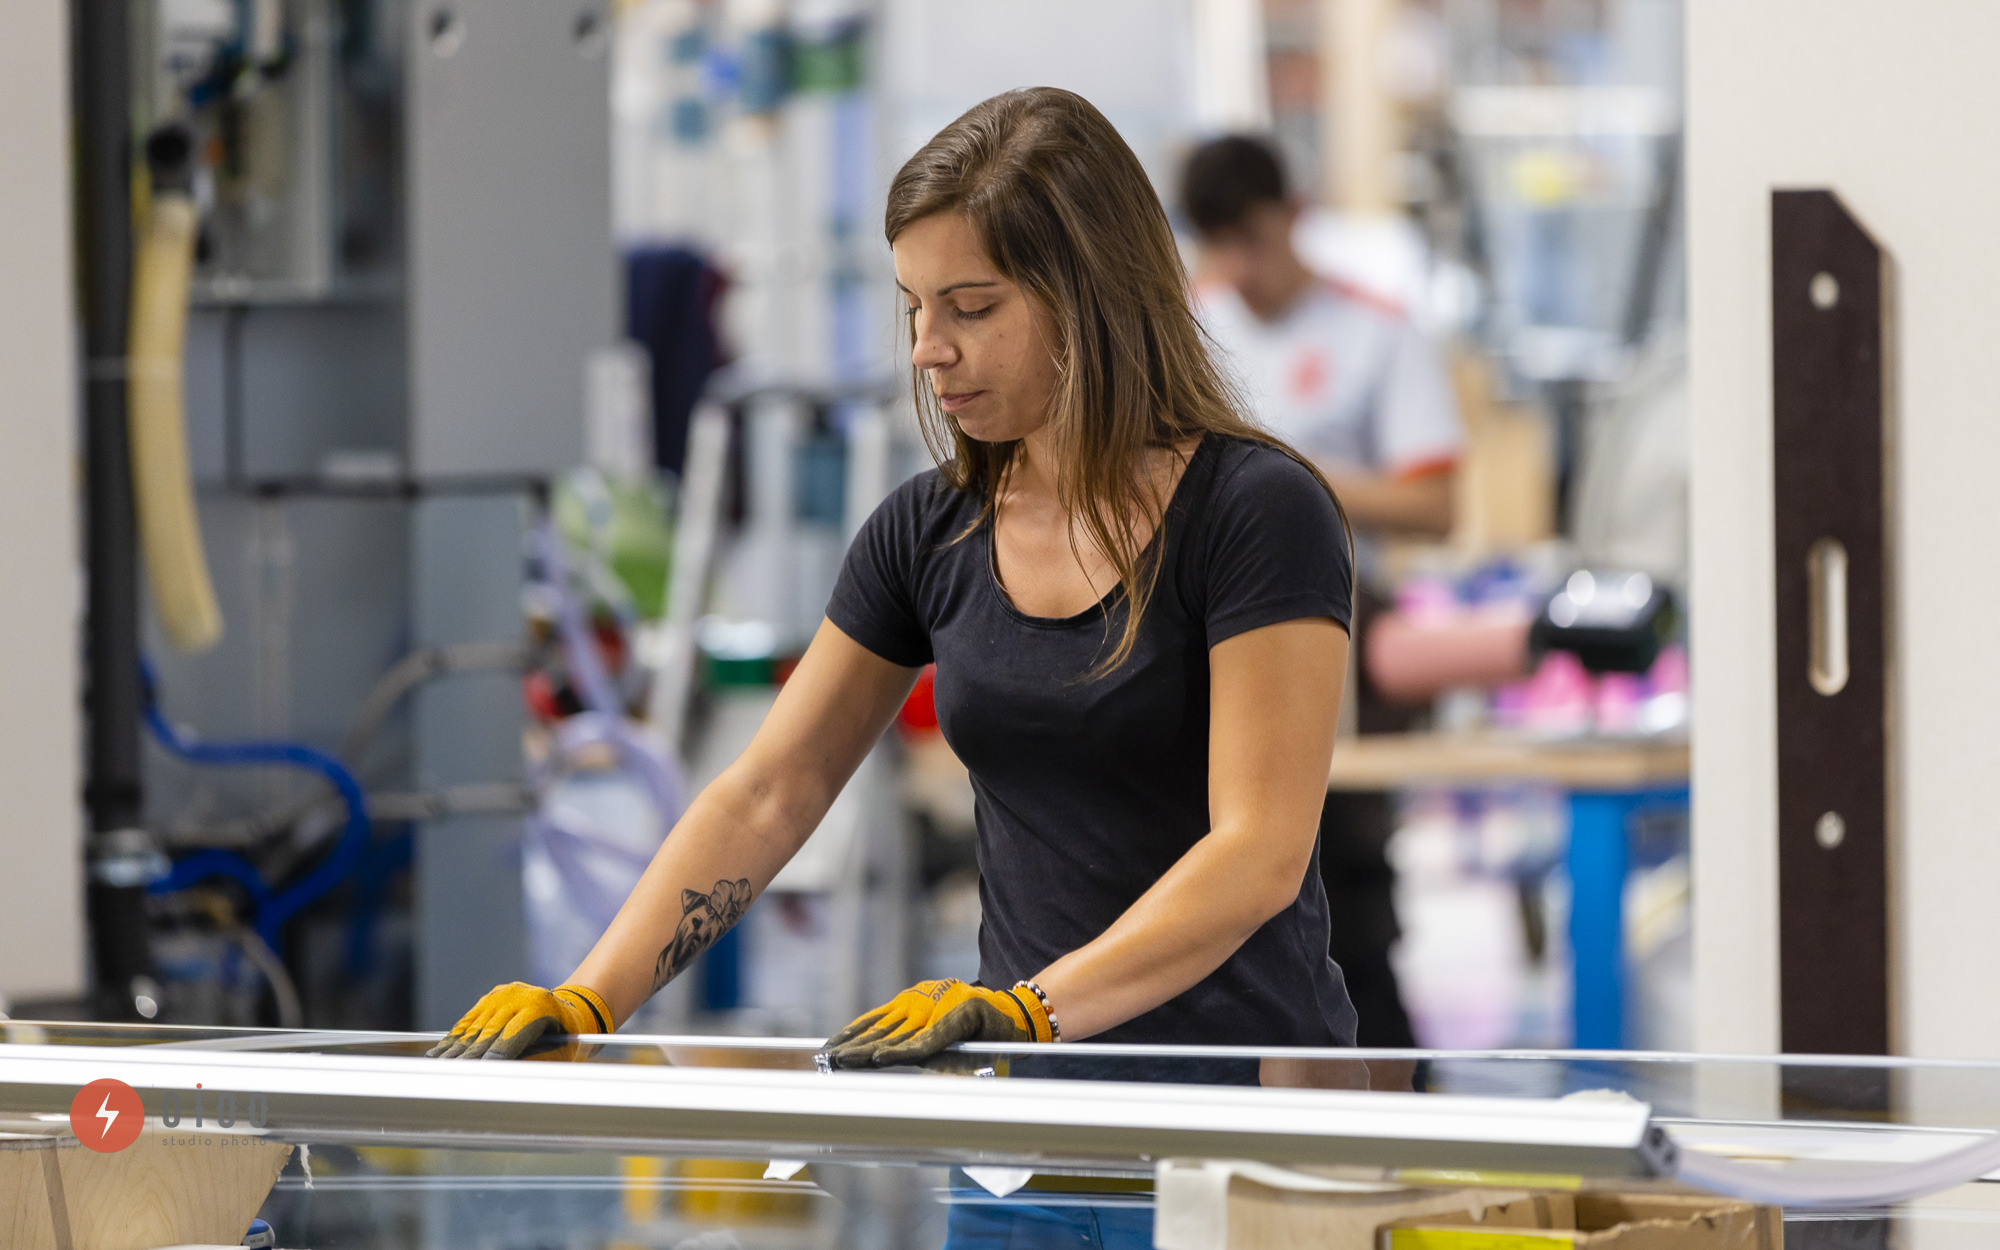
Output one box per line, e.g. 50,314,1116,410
652,878,753,991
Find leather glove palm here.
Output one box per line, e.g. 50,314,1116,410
824,978,1051,1069
428,982,613,1061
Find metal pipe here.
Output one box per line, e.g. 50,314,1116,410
74,0,156,1018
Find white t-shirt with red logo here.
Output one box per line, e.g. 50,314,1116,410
1196,278,1463,479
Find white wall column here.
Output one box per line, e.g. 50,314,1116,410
1689,0,2000,1058
0,0,87,1006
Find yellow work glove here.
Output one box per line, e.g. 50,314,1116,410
823,978,1053,1069
427,982,614,1062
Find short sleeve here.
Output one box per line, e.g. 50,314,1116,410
1200,448,1354,646
1373,321,1465,475
825,474,935,668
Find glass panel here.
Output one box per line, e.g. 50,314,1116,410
10,1022,2000,1245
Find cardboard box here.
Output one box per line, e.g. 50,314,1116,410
1381,1192,1783,1250
0,1130,291,1250
1156,1158,1539,1250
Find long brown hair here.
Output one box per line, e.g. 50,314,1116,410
886,86,1347,675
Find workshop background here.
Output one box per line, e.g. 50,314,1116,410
2,0,1699,1056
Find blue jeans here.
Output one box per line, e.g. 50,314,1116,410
941,1180,1153,1250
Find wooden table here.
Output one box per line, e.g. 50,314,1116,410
1327,732,1692,1050
1328,732,1690,791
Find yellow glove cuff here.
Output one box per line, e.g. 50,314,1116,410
554,984,613,1035
1010,979,1059,1043
992,985,1047,1044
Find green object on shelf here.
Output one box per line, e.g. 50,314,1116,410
793,24,866,94
555,472,675,621
702,652,777,688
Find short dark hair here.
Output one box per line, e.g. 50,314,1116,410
1179,134,1289,234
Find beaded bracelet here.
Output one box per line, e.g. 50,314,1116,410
1013,979,1061,1043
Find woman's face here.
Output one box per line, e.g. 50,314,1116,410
893,212,1060,445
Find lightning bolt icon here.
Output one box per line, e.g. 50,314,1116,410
94,1093,118,1139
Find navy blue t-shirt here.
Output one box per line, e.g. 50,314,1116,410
826,434,1358,1047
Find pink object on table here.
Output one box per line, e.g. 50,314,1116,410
1520,649,1594,736
1648,644,1689,696
1595,672,1643,735
1393,575,1461,622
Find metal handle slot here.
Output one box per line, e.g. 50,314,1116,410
1807,538,1849,696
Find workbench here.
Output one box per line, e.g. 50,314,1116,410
1328,732,1692,1050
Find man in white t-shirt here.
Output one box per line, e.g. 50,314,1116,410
1184,135,1462,542
1183,135,1463,1053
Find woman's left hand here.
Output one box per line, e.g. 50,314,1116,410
823,978,1053,1068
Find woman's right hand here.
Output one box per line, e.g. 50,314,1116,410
427,982,613,1061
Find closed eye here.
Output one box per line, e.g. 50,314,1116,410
955,305,993,321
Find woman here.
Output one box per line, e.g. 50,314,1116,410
430,87,1357,1071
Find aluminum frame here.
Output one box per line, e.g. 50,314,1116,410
0,1042,1672,1177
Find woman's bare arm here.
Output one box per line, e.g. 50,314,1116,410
1325,466,1455,537
1032,617,1347,1039
568,620,919,1027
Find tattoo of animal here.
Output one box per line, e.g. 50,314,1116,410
652,878,753,990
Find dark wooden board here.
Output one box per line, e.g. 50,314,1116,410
1771,190,1892,1057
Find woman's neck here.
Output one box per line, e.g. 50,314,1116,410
1005,424,1201,516
1009,425,1064,503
